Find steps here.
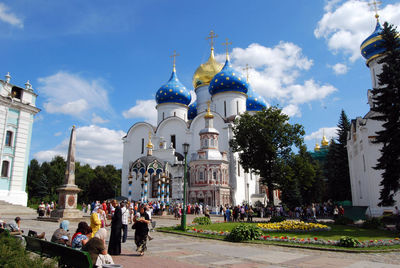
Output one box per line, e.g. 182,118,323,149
0,200,37,217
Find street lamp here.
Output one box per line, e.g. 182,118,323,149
181,142,190,230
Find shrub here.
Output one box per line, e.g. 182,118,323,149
334,216,353,225
338,236,360,248
226,224,262,242
193,216,211,225
362,217,382,229
0,233,57,267
269,216,286,223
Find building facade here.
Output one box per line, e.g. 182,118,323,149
0,73,40,206
122,38,276,209
347,17,400,216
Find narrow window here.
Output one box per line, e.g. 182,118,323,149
224,101,227,117
5,131,13,147
236,101,239,115
200,171,204,181
1,161,9,177
213,171,217,181
174,112,176,116
170,135,176,149
362,155,366,172
163,112,165,120
141,138,144,154
237,162,240,176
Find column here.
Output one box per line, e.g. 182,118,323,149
157,175,161,202
140,173,144,203
166,178,170,204
144,175,149,203
161,177,165,204
128,173,133,203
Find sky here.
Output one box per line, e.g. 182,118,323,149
1,0,399,167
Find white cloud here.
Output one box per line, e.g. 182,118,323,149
122,99,157,125
91,113,109,124
215,42,337,115
54,131,62,137
331,63,348,75
305,127,338,142
315,0,400,62
34,125,125,167
37,71,112,118
0,3,23,28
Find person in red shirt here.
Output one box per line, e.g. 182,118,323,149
102,201,107,214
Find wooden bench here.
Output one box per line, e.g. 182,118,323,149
24,235,93,268
0,228,10,236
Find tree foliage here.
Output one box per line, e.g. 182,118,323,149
230,106,304,204
324,110,351,201
371,22,400,206
27,156,121,204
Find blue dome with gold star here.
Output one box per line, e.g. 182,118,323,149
246,89,267,111
188,101,197,120
209,59,249,96
361,21,386,65
156,70,191,105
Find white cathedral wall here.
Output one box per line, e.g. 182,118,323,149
195,85,211,114
212,92,247,118
368,58,384,89
156,117,188,155
156,103,188,125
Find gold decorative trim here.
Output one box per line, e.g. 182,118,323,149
366,53,383,66
360,35,383,50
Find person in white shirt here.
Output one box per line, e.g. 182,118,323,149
121,202,130,243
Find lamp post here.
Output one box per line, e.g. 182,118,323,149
181,142,190,230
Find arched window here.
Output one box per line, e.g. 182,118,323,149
5,131,13,147
1,160,10,177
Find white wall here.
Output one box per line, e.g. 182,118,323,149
156,103,188,125
212,92,246,118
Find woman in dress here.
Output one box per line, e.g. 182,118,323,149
90,206,102,238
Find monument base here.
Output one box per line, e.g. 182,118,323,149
50,208,83,220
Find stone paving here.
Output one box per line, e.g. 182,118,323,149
2,213,400,267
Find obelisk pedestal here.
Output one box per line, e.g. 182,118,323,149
50,126,83,220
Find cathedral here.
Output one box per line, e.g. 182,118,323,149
347,14,400,216
121,32,275,209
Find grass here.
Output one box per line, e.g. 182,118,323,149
188,222,399,241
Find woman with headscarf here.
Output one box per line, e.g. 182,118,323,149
108,199,122,255
51,220,71,246
82,228,114,267
71,221,92,249
90,206,102,238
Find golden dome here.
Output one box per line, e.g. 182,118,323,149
192,48,223,89
321,135,329,147
314,143,320,151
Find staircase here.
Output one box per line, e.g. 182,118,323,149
0,200,37,217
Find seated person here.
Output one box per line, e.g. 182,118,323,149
7,217,23,235
71,222,92,249
51,220,71,246
82,228,114,267
0,213,5,228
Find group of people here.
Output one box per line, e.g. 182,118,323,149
37,201,56,217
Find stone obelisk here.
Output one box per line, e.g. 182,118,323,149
51,126,83,219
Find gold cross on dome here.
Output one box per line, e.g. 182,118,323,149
170,50,179,71
206,30,218,48
243,64,253,82
222,38,232,59
368,0,382,20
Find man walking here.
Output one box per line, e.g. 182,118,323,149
121,201,129,243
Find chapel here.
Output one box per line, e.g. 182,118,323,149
121,32,277,209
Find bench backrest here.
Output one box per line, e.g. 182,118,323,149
0,228,10,236
24,236,93,268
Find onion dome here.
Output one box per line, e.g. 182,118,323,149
209,57,249,96
314,143,320,152
321,135,329,147
188,101,197,120
360,20,386,65
192,48,223,89
155,68,191,106
246,90,267,111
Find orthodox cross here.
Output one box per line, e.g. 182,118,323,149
243,64,253,82
206,30,218,48
222,38,232,58
368,0,382,20
170,50,179,71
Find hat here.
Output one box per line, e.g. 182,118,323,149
135,212,140,218
61,235,69,241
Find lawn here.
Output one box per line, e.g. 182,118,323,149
189,222,399,241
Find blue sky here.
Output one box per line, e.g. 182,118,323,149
1,0,399,167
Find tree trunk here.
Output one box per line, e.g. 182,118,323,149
267,182,274,206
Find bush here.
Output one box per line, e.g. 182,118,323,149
362,217,382,229
226,224,262,242
0,233,57,267
269,216,286,223
192,216,211,225
334,216,353,225
338,236,360,248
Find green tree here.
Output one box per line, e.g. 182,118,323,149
27,159,43,199
88,165,121,201
75,162,96,203
230,106,304,204
324,110,351,201
371,22,400,206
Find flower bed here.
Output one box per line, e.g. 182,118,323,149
186,227,400,248
257,220,331,232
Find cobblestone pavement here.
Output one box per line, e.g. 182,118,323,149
3,213,400,267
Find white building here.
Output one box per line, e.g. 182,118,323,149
122,39,274,208
347,17,400,216
0,73,40,206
